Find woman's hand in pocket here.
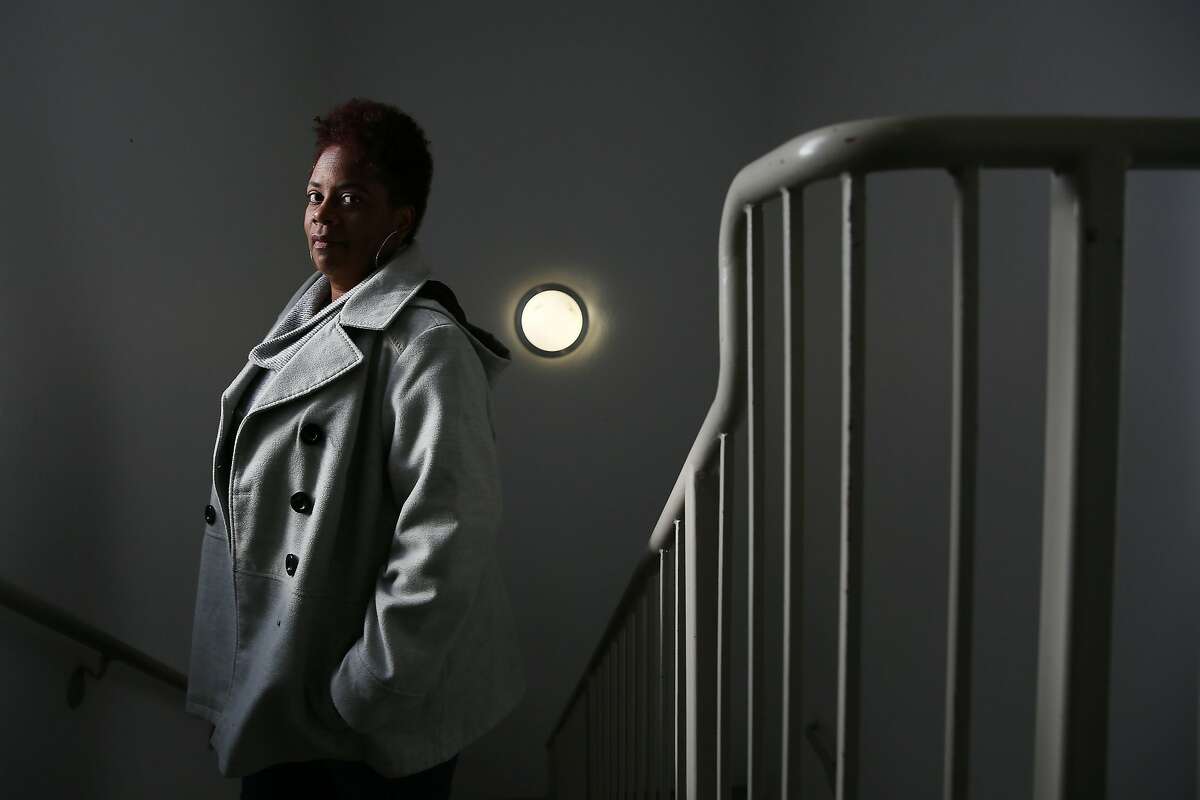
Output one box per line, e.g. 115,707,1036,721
307,679,352,733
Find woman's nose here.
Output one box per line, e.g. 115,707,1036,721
312,198,338,226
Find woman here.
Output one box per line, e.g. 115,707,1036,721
184,98,525,798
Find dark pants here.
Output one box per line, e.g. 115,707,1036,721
240,753,458,799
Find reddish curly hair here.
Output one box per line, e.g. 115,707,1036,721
311,97,433,246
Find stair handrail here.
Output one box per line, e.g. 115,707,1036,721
548,114,1200,748
0,573,186,705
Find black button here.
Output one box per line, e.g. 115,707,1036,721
204,504,216,524
300,423,324,445
285,553,298,576
216,463,226,472
290,491,313,514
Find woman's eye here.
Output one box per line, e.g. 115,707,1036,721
304,191,358,206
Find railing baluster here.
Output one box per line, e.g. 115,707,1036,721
675,520,687,798
633,604,638,799
1034,153,1126,800
685,452,723,799
836,171,866,800
588,670,594,800
638,586,648,797
629,601,637,799
630,596,637,799
716,429,734,800
745,201,766,800
637,596,644,798
944,167,981,800
603,645,610,799
628,614,638,796
615,634,621,800
648,584,656,798
685,467,698,798
596,646,602,798
548,718,556,797
611,642,617,800
667,542,676,796
633,616,639,798
619,616,626,798
780,185,806,797
597,646,604,798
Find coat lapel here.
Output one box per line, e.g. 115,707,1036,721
212,242,432,455
247,321,364,414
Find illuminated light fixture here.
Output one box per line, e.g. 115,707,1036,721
515,283,588,357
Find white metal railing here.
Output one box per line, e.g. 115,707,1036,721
545,115,1200,800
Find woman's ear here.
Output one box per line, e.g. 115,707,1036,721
393,205,415,237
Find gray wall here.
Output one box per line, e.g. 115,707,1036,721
0,1,1196,798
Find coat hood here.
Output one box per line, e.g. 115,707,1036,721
407,278,513,388
342,240,512,386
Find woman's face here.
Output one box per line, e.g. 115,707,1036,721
305,144,410,284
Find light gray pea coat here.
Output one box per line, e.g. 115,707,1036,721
184,241,525,778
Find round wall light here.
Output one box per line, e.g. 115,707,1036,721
515,283,588,357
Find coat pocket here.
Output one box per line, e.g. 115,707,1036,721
304,668,352,733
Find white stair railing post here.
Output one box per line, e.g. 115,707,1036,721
835,171,867,800
1034,152,1127,800
943,166,981,800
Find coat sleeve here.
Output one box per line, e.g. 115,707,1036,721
329,321,501,732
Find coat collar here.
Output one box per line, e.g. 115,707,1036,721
257,239,433,338
338,240,432,331
214,241,434,465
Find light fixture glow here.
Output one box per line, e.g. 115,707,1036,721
515,284,588,357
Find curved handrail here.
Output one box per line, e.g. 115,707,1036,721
0,574,187,695
548,114,1200,748
646,113,1200,557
